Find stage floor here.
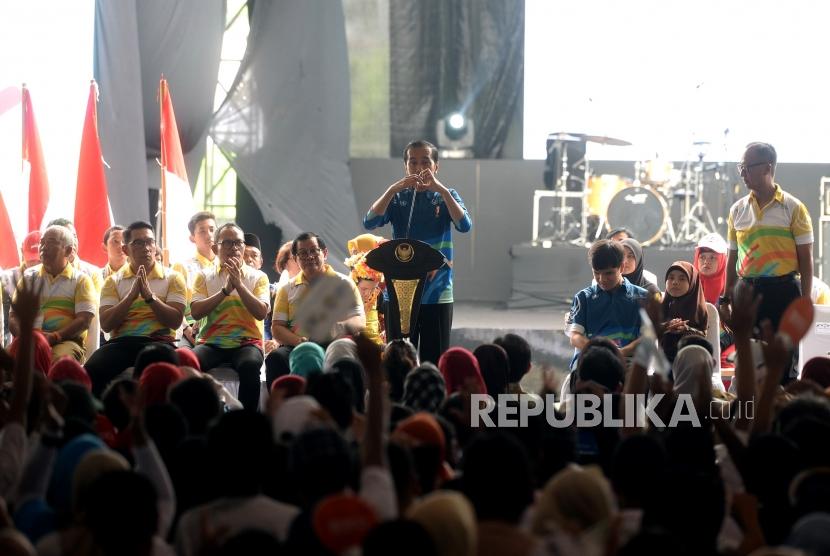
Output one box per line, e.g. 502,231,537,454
450,301,573,374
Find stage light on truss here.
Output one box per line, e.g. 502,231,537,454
436,111,474,159
447,112,465,132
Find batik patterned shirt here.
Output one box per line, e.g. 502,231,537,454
100,264,186,342
192,264,270,348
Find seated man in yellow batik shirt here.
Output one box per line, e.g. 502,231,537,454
84,221,186,397
191,223,270,411
10,225,96,363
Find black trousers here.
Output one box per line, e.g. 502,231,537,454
85,337,175,398
743,274,801,381
410,303,453,365
264,345,294,391
194,344,264,411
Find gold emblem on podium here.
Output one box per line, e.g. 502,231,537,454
392,279,419,334
394,243,414,263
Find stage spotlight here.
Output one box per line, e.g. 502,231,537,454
447,112,465,131
436,111,474,159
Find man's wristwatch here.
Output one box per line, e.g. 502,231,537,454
144,294,157,304
718,295,731,305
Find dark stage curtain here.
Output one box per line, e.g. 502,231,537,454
389,0,524,159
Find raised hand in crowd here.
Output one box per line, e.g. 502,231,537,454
647,372,678,427
4,276,44,427
753,320,793,435
355,332,385,467
642,291,666,341
728,280,762,340
729,281,763,431
731,492,766,555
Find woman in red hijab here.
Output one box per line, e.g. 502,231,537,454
437,347,487,395
9,330,52,375
693,233,728,306
138,362,184,406
661,261,709,363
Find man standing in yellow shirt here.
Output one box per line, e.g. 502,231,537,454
721,142,813,380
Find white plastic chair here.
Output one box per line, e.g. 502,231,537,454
208,366,268,412
798,303,830,376
83,314,101,363
705,302,724,390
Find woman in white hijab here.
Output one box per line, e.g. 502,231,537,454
672,344,726,397
324,338,359,369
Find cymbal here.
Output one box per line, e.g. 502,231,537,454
546,132,584,143
581,135,632,146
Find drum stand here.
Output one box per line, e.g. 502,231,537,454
543,142,588,243
675,154,718,244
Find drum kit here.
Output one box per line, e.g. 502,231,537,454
542,132,727,246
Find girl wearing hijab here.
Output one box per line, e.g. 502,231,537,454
619,238,660,296
661,261,708,363
694,233,734,360
672,344,725,397
693,233,728,306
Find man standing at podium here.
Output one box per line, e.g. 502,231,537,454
364,140,472,364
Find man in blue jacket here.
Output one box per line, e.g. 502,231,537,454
364,140,472,364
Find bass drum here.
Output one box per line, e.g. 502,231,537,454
586,174,629,216
605,186,668,246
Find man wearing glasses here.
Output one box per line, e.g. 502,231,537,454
190,223,270,411
720,142,813,380
10,225,97,363
264,232,365,389
84,221,187,397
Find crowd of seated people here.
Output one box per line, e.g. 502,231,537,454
1,213,830,555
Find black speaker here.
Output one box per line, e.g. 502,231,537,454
544,136,587,190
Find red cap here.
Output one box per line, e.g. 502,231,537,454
270,374,307,397
21,230,41,261
313,494,378,553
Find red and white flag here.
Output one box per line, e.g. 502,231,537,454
159,78,195,265
22,85,49,233
0,85,20,267
74,80,113,267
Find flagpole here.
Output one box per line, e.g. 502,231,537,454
159,77,169,267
